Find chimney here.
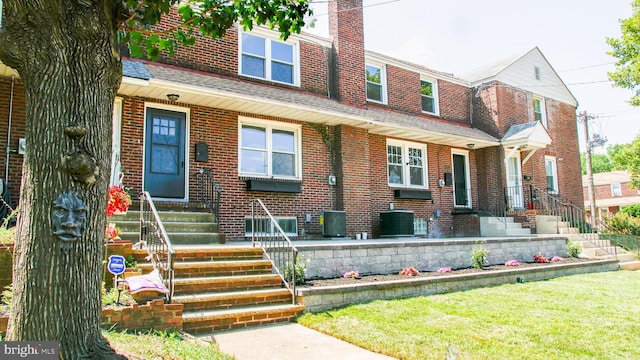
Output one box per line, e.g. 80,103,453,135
329,0,366,108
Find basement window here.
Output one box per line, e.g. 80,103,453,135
245,216,298,237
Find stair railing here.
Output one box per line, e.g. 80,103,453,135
250,199,298,304
140,191,176,302
533,187,617,258
197,168,221,222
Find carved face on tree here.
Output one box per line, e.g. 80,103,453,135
52,191,87,250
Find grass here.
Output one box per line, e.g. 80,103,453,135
104,329,234,360
298,271,640,360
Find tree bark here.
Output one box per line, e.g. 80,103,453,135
0,1,125,358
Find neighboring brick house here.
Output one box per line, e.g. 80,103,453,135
583,171,640,221
0,0,583,240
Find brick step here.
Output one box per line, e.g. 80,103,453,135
182,304,305,334
115,220,219,234
139,259,272,278
173,274,283,294
172,246,264,262
173,288,292,311
122,232,226,245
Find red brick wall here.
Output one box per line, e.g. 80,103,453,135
438,80,472,125
588,182,638,200
329,0,366,108
387,65,421,114
101,299,183,332
0,76,26,205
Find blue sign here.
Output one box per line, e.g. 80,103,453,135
107,255,126,275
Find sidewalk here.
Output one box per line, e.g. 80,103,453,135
197,323,397,360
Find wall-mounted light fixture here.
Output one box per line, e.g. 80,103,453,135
521,144,528,149
167,94,180,102
466,143,475,149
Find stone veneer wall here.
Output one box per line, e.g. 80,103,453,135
297,237,569,279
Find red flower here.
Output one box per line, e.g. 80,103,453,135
533,254,550,263
106,186,131,217
399,267,420,276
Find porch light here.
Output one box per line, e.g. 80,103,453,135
166,93,180,102
466,143,474,149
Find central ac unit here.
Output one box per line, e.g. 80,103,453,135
321,210,346,237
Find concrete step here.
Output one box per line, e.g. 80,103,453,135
111,210,216,223
620,260,640,270
480,217,514,225
182,304,305,334
114,220,219,234
121,232,226,244
139,259,273,278
172,246,263,261
173,288,292,312
173,274,283,294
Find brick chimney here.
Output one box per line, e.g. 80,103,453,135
329,0,366,108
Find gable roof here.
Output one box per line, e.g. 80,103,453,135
501,121,552,149
461,47,578,107
119,60,500,148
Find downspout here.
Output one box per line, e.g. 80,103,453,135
5,75,14,184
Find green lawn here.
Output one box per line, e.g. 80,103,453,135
298,270,640,360
104,329,234,360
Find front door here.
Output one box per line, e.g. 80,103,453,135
506,154,523,209
144,108,186,199
452,151,471,208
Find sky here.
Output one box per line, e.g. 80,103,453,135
306,0,640,153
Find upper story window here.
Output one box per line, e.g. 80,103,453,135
534,66,541,80
366,64,387,104
240,31,299,86
533,96,547,127
421,79,439,115
387,139,428,188
611,182,622,197
545,156,558,194
239,117,301,180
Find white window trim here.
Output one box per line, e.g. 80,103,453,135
238,28,300,86
545,156,559,194
386,139,428,189
611,182,622,197
420,76,439,116
366,61,387,104
533,95,547,128
245,216,298,237
238,116,302,180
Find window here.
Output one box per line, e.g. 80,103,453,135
611,182,622,197
245,216,297,237
240,32,298,85
366,64,386,103
387,139,427,188
414,218,428,236
533,96,547,127
421,79,438,115
545,156,559,194
239,118,301,179
534,66,541,80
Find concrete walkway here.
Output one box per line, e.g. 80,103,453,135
197,323,397,360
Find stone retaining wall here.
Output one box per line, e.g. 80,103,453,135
297,236,569,279
296,259,619,313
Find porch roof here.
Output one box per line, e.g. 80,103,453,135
118,60,500,149
501,121,551,150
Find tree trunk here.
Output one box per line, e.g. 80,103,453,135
0,1,125,358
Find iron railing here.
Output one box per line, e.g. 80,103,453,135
486,185,535,229
533,187,617,258
197,168,221,222
140,191,176,302
250,199,298,304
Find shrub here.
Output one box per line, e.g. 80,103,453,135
1,285,13,312
567,241,581,258
283,255,308,286
101,282,135,307
620,204,640,218
470,241,488,269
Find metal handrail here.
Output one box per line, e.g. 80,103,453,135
139,191,176,302
197,168,221,222
250,199,298,304
533,187,617,258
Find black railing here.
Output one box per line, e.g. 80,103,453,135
533,187,617,258
602,233,640,259
140,191,176,302
250,199,298,304
197,168,221,222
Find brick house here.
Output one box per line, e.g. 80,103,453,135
0,0,583,241
583,171,640,221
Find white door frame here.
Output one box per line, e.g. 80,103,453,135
451,149,471,208
505,152,524,209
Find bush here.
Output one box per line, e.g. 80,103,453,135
1,284,13,312
282,255,308,286
567,241,581,258
101,282,135,307
620,204,640,218
603,212,640,235
470,241,488,269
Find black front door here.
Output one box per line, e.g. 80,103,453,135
453,153,469,207
144,108,186,198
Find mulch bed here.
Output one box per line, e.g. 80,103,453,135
301,257,589,287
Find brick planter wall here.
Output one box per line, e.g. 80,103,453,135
101,299,183,332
